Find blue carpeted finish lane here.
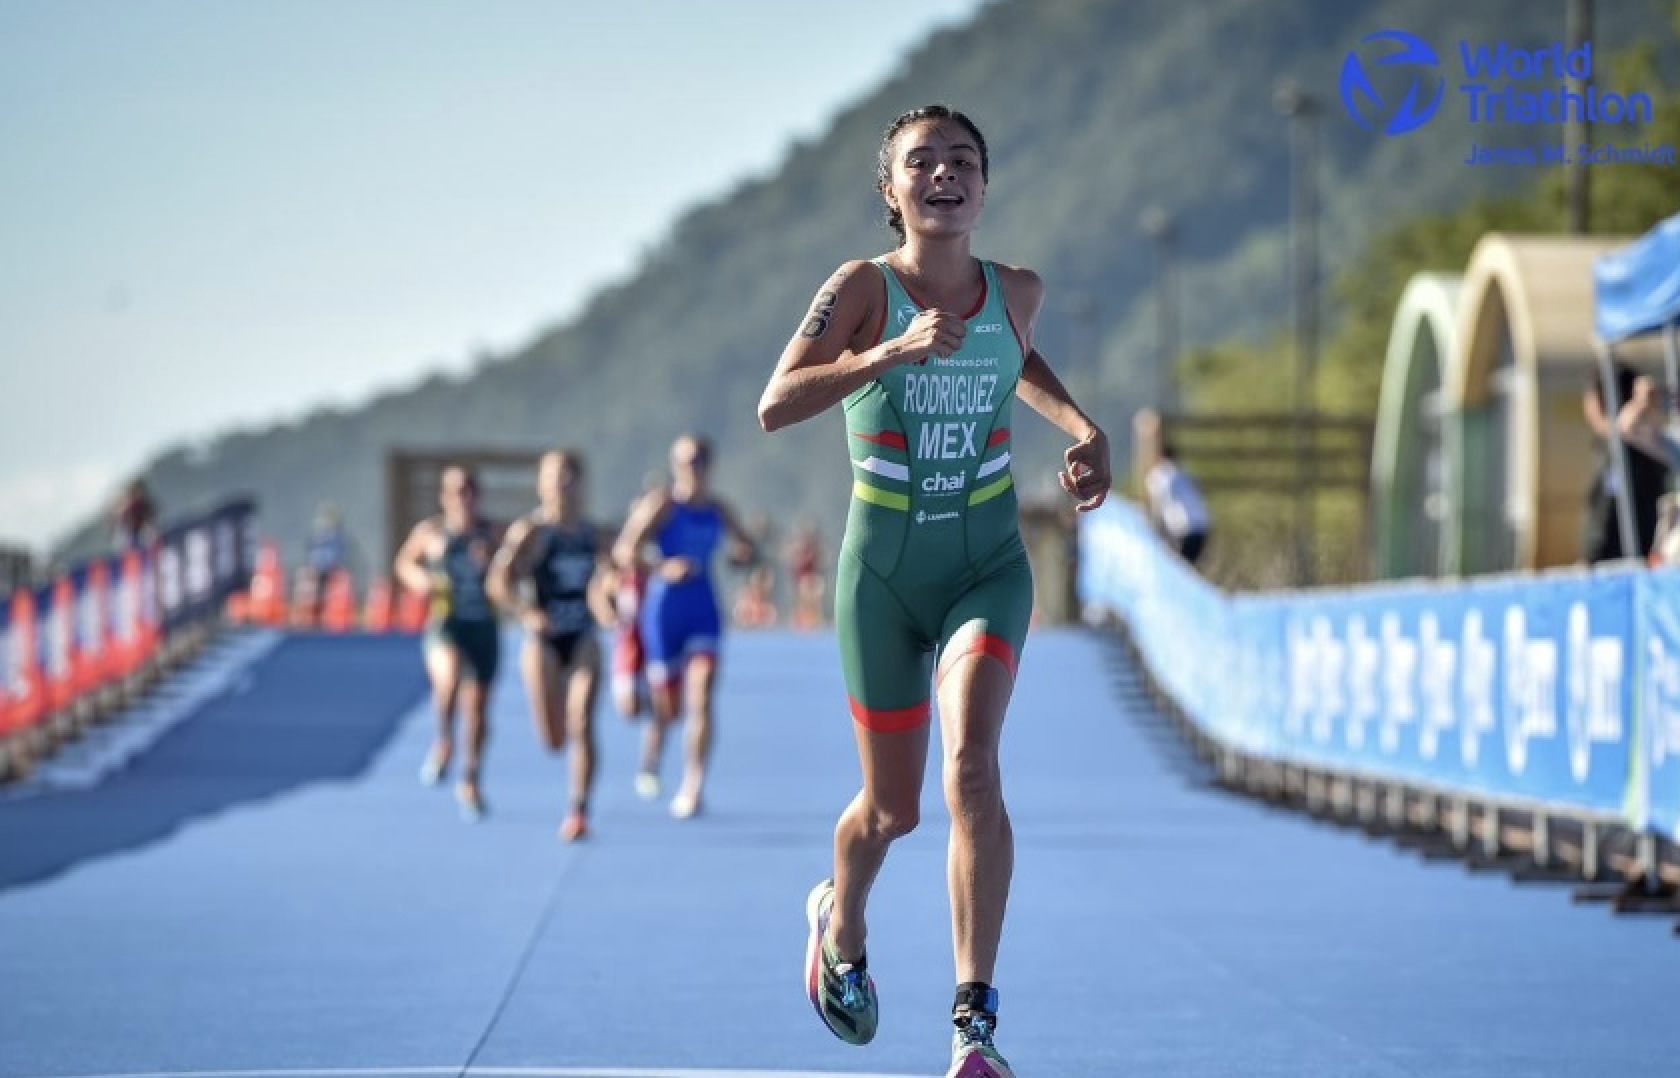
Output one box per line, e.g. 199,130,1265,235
0,633,427,893
3,628,1679,1078
0,630,578,1078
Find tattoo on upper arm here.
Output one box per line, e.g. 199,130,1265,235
800,289,840,339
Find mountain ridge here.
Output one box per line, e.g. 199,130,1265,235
49,0,1679,575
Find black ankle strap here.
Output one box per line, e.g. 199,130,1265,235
954,982,998,1015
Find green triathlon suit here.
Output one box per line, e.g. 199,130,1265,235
425,521,502,685
836,258,1034,731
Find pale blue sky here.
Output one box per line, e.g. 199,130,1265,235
0,0,989,551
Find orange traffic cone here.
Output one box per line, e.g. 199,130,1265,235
395,587,429,633
363,576,394,633
246,542,288,627
289,569,321,629
320,570,357,633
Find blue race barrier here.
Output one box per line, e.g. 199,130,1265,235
1080,500,1662,832
1639,570,1680,840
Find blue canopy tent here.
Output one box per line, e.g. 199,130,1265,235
1591,212,1680,561
1596,213,1680,347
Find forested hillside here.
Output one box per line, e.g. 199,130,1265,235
54,0,1679,572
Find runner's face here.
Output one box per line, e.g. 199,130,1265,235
539,455,579,503
441,472,478,517
884,120,985,239
671,441,710,487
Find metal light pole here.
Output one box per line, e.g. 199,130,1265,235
1139,206,1180,411
1275,79,1322,587
1066,292,1098,423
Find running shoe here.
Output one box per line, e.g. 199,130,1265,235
635,771,661,801
669,788,702,820
456,781,486,822
947,1012,1014,1078
803,878,878,1046
559,811,589,843
419,743,450,786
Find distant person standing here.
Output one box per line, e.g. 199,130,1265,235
302,503,356,623
785,519,827,629
1582,362,1668,564
606,558,651,721
393,466,505,821
305,503,353,578
1145,441,1211,567
1616,374,1680,471
732,564,780,628
606,471,666,722
111,478,158,552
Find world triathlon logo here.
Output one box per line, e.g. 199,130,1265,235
1340,30,1446,136
1337,29,1671,164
